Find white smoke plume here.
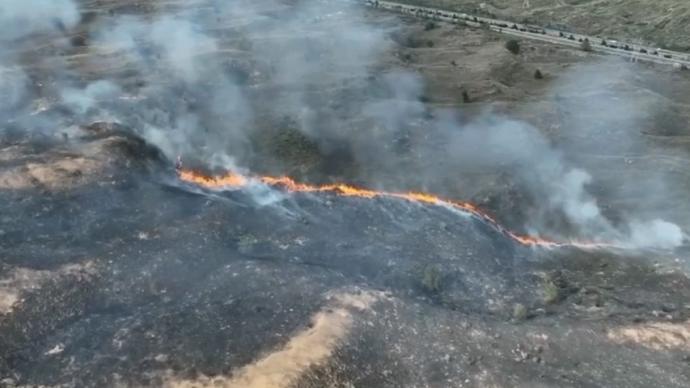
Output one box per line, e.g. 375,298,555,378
0,0,684,250
61,80,122,117
0,67,29,113
629,219,684,250
0,0,79,41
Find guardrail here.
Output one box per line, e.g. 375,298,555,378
362,0,690,69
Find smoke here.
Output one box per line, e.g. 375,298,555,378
629,220,683,250
347,57,685,249
0,0,79,128
416,64,686,249
419,114,616,240
0,67,29,113
0,0,685,250
0,0,79,41
61,80,122,117
551,169,600,225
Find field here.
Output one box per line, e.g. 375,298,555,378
2,1,690,386
396,0,690,51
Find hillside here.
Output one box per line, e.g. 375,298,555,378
397,0,690,51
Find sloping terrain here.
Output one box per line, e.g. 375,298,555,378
2,0,690,387
397,0,690,51
1,130,690,387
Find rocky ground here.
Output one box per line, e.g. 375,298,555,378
3,1,690,387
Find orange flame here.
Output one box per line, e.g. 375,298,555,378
176,168,615,250
178,169,248,187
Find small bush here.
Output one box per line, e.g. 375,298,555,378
421,265,442,294
534,69,543,79
542,280,560,304
505,39,520,55
581,38,592,52
424,21,437,31
71,35,88,47
426,40,435,48
513,303,528,321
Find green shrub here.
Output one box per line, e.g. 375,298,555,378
505,39,520,54
581,38,592,52
421,265,442,294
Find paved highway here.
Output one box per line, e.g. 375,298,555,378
362,0,690,69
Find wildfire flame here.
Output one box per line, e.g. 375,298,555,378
177,168,615,250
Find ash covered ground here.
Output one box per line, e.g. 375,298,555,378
2,0,690,387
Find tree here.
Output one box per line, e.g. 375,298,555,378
505,39,520,55
581,38,592,52
534,69,543,79
462,90,470,103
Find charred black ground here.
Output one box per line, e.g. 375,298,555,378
3,0,690,387
1,131,690,387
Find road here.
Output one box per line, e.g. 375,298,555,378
362,0,690,69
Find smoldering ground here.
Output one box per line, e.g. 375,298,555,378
4,2,690,387
0,0,686,250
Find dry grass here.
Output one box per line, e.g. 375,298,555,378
165,289,384,388
608,320,690,350
396,0,690,51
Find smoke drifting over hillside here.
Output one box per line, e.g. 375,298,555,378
0,0,684,249
0,0,79,40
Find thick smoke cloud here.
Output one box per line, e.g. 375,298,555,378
0,67,29,113
0,0,79,41
435,112,684,248
393,59,687,248
0,0,79,120
0,0,685,250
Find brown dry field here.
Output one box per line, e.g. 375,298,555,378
396,0,690,51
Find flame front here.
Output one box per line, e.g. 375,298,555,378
177,168,612,250
178,169,248,187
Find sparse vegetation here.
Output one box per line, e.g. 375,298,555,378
237,233,259,253
505,39,520,55
424,21,437,31
257,121,323,172
581,38,592,52
542,279,560,304
539,271,579,305
512,303,527,321
396,0,690,51
420,265,443,294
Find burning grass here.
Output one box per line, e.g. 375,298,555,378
176,167,619,250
